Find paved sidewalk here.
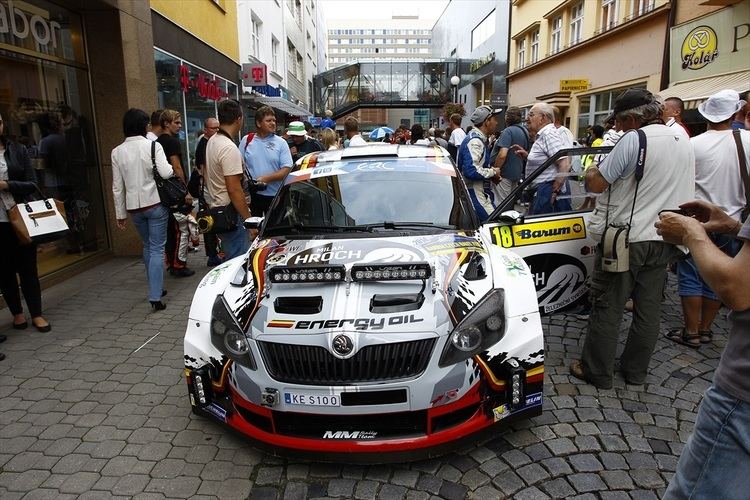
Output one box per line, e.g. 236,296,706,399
0,252,727,499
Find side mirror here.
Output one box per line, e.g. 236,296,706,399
243,216,264,230
498,210,523,225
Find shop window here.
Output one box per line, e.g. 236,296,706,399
0,48,106,274
576,83,646,135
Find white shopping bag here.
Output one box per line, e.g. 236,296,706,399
9,198,69,245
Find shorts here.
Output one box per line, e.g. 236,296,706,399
677,233,742,300
677,256,718,300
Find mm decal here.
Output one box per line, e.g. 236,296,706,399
323,430,378,439
492,217,586,248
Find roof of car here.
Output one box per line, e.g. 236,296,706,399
286,144,456,185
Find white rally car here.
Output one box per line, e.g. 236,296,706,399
184,144,606,460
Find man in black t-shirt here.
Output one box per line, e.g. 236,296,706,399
156,109,194,277
287,121,322,163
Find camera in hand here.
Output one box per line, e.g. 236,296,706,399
248,179,267,193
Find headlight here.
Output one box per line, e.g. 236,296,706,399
210,295,256,369
439,289,505,367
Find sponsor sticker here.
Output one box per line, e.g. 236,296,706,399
681,26,719,71
525,392,543,406
204,402,227,422
491,217,586,248
493,404,510,422
322,430,378,439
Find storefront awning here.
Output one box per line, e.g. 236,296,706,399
660,70,750,109
253,96,310,117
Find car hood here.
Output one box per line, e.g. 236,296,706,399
194,231,534,338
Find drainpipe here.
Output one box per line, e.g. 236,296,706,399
660,0,677,91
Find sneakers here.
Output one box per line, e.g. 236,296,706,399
169,267,196,277
206,255,222,267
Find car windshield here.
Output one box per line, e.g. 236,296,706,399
263,168,474,236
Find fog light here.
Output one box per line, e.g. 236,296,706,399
225,331,249,356
502,359,525,408
451,326,482,352
261,388,279,407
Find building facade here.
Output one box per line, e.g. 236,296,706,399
151,0,240,174
0,0,243,292
508,0,671,137
327,16,432,68
660,0,749,131
236,0,324,127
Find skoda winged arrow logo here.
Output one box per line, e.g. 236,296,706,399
331,334,354,356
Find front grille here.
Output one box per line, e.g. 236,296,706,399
274,409,427,439
257,338,436,385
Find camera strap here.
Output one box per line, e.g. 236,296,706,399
604,128,647,230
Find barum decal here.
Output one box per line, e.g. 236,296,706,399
525,254,587,314
493,217,586,248
272,314,425,331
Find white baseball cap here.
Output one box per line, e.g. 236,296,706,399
698,89,746,123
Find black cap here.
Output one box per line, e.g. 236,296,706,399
605,88,654,123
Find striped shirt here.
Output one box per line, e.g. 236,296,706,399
526,123,568,186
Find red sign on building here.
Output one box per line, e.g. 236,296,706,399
242,63,267,87
179,65,229,101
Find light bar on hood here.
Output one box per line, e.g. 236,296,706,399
351,263,431,281
269,265,346,283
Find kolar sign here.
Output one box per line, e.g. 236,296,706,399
669,0,750,83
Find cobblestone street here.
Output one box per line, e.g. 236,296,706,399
0,252,725,499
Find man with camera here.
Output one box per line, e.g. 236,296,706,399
205,99,251,261
569,88,695,389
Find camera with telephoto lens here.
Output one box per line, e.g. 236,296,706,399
247,179,267,193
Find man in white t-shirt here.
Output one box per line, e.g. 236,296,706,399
205,99,251,261
669,89,749,348
344,116,367,147
447,113,466,153
663,97,691,140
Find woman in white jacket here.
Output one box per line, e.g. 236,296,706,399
112,109,174,310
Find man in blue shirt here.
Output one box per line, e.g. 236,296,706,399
490,106,530,202
239,106,293,216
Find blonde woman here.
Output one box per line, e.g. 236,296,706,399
321,127,339,150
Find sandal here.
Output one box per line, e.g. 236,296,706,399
665,328,701,348
699,330,713,344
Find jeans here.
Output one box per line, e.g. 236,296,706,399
218,214,250,262
531,180,572,215
664,385,750,500
131,204,169,301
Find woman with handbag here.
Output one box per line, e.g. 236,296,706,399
0,112,51,341
112,109,174,311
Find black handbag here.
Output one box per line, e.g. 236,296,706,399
152,141,187,207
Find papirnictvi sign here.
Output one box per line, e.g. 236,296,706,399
0,0,61,48
669,0,750,82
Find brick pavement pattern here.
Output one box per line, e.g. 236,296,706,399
0,254,727,499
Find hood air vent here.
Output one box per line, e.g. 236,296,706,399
274,296,323,315
370,293,424,313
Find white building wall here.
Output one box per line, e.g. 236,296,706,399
237,0,286,89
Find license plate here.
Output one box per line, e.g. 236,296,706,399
284,392,340,407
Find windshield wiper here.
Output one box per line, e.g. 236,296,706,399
265,223,374,234
361,221,455,231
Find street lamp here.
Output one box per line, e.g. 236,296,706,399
450,75,460,103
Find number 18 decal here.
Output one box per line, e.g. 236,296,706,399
492,226,514,248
